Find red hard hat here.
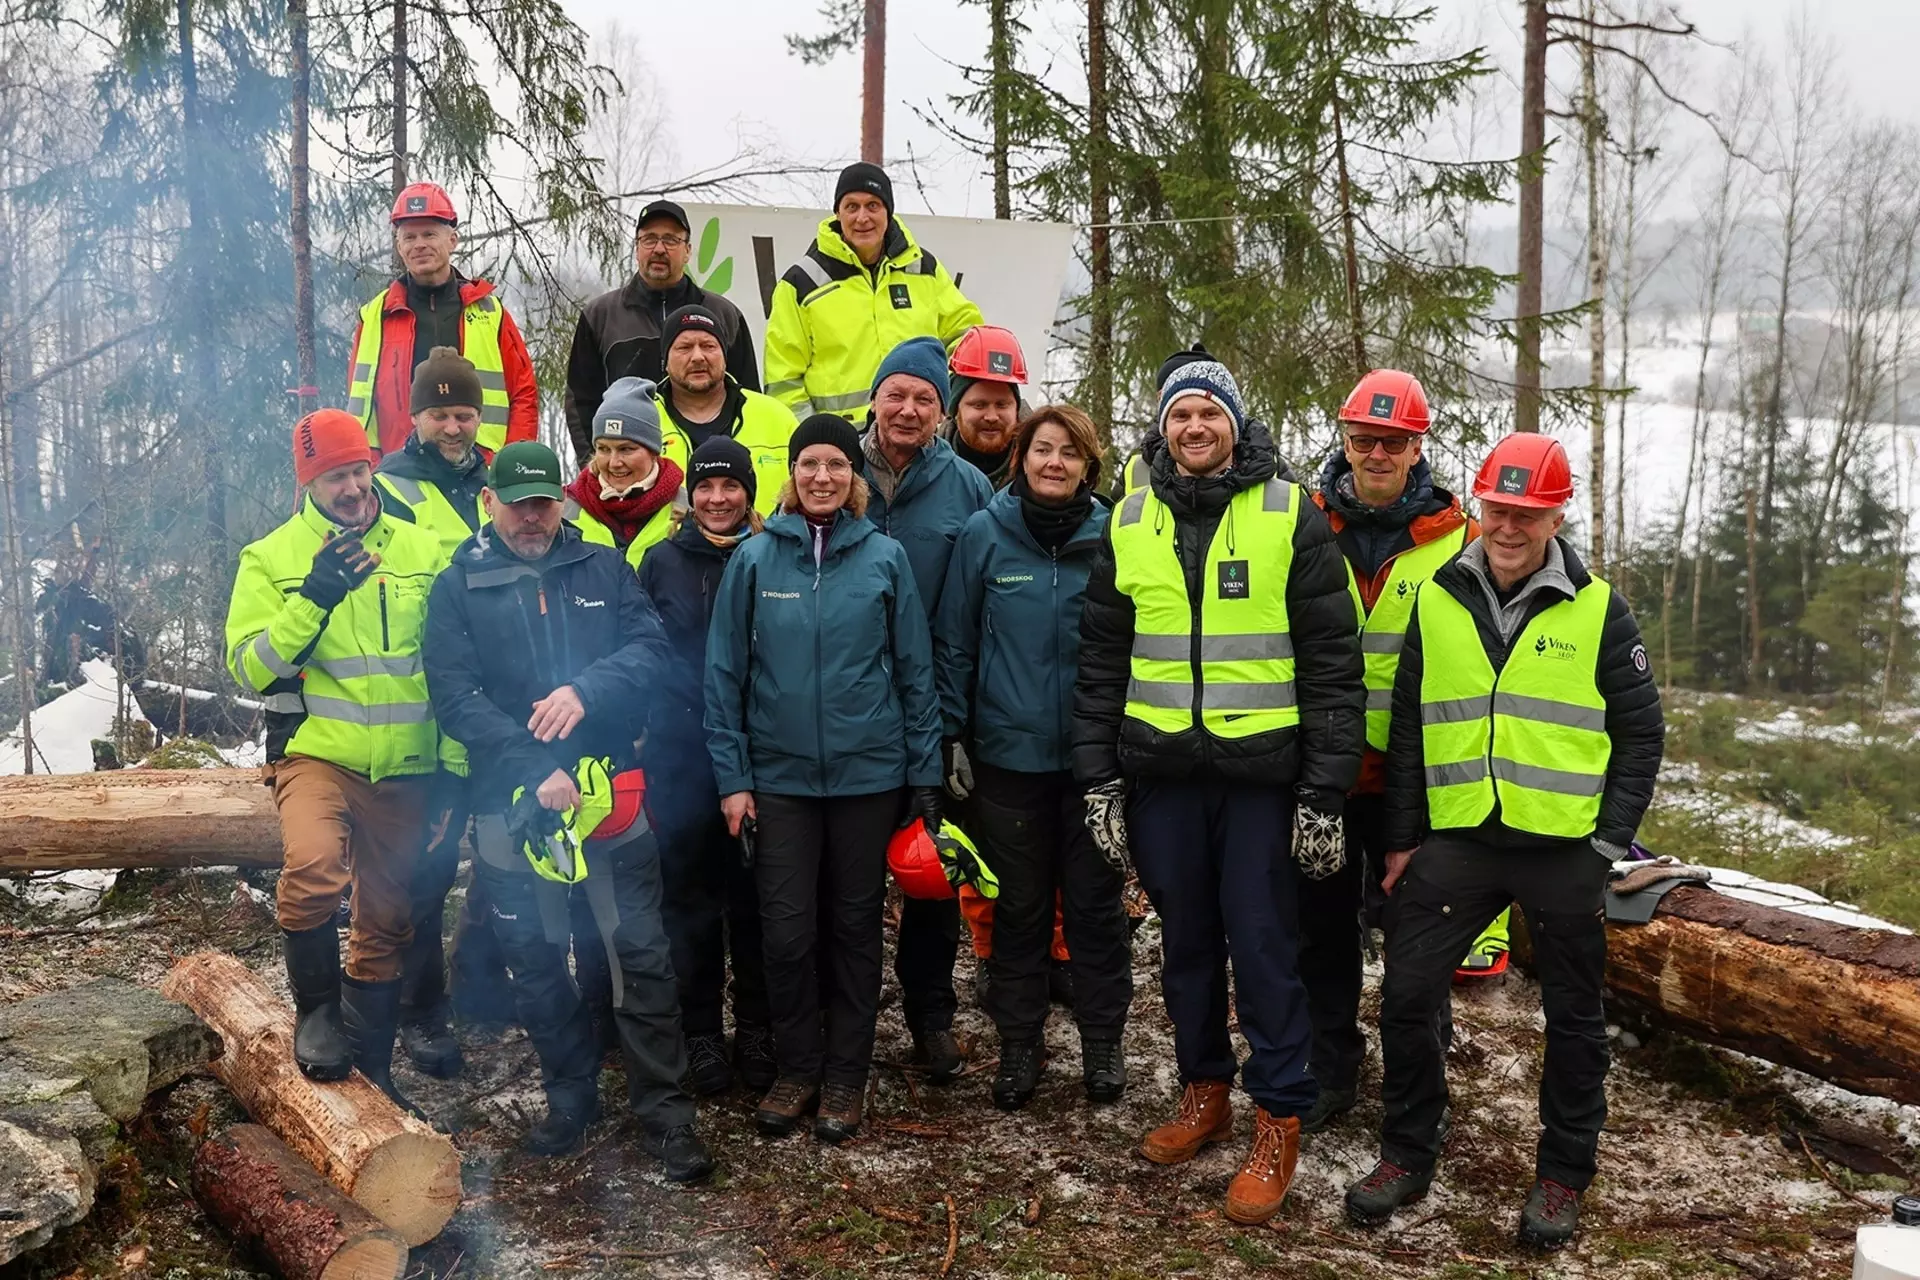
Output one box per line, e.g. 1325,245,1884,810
390,182,458,226
1338,369,1431,434
948,325,1028,386
1472,433,1576,509
586,769,648,843
887,819,957,900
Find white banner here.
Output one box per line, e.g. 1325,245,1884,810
675,203,1076,386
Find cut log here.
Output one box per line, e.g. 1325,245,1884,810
160,952,459,1246
193,1124,406,1280
0,769,280,871
1513,884,1920,1105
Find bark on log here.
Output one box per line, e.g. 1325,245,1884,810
160,952,459,1246
1515,885,1920,1105
193,1124,406,1280
0,769,280,871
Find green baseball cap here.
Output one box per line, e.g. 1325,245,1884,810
488,441,565,503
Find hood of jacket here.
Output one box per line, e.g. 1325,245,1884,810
379,430,487,489
983,483,1106,557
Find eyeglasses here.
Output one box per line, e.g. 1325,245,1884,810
637,234,688,250
1345,433,1415,457
795,459,853,479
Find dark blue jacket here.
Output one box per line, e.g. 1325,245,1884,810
426,523,671,807
636,517,750,833
864,434,994,617
935,490,1108,774
704,510,942,798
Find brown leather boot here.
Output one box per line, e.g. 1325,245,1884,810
1139,1080,1233,1165
754,1078,819,1137
1224,1108,1301,1224
813,1079,865,1144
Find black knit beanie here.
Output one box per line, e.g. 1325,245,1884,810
788,413,865,472
833,162,894,215
688,436,757,503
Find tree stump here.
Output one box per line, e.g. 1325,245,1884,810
194,1124,406,1280
160,952,460,1245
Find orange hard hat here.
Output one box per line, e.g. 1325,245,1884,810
586,768,648,843
1338,369,1431,434
949,325,1028,386
887,818,956,900
1472,433,1575,509
391,182,459,226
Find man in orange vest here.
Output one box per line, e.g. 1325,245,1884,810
345,182,540,458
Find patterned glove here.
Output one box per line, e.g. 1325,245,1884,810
942,738,975,801
1292,792,1346,880
1083,778,1130,874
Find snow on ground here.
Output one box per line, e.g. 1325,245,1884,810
1652,762,1856,852
0,658,147,776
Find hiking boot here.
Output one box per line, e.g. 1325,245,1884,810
1048,959,1075,1008
1139,1080,1233,1165
641,1123,715,1183
283,925,352,1082
399,1006,463,1079
1517,1177,1581,1250
1344,1159,1434,1228
814,1080,864,1144
1081,1037,1127,1105
1300,1082,1357,1135
524,1098,599,1157
734,1023,778,1094
684,1033,733,1096
992,1040,1047,1111
1224,1109,1301,1225
912,1028,965,1085
754,1078,819,1137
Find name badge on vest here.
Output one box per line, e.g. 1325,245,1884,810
889,283,912,310
1217,559,1250,599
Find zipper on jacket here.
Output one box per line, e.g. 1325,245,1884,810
379,579,390,651
813,542,827,793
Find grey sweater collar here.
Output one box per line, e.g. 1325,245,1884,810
1456,537,1576,644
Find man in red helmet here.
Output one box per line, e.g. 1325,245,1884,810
1345,432,1664,1251
346,182,540,459
1297,370,1481,1136
939,325,1027,488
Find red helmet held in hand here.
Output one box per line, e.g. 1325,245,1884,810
1338,369,1431,435
948,325,1028,386
1472,433,1575,509
390,182,459,226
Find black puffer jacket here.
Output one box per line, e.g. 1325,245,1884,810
1383,536,1664,852
1070,424,1365,798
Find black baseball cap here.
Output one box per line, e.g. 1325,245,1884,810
635,199,690,236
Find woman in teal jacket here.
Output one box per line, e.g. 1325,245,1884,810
933,405,1134,1112
705,414,943,1145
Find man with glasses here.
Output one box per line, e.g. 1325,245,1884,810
565,199,761,465
1297,370,1488,1136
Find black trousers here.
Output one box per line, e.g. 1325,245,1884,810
1380,832,1611,1189
896,896,959,1034
474,819,695,1131
972,761,1132,1042
658,811,770,1037
401,794,515,1023
1129,778,1317,1118
1292,795,1389,1093
755,789,901,1087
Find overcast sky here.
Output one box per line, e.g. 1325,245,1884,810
560,0,1920,223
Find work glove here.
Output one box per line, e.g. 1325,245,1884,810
1291,787,1346,881
942,738,975,801
505,785,562,852
1082,778,1130,874
897,786,945,835
297,534,374,610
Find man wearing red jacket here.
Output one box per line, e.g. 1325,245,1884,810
346,182,539,459
1297,370,1481,1134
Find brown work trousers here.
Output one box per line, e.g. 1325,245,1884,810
271,756,429,982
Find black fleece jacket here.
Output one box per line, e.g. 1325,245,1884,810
1383,537,1664,852
1070,424,1364,799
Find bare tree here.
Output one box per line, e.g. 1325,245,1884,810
1579,1,1608,566
1515,0,1548,433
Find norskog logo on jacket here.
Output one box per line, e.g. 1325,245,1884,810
995,573,1034,585
762,589,801,600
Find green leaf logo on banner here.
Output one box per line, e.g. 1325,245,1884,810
696,216,733,296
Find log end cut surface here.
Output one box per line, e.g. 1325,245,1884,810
322,1238,411,1280
350,1130,462,1248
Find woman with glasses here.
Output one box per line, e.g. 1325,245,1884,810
704,414,943,1145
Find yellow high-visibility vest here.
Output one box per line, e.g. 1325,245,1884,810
1358,527,1468,750
654,388,797,517
346,290,512,453
565,496,678,572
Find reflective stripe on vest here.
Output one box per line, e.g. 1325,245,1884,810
1416,576,1613,839
564,496,680,571
655,389,799,517
1110,477,1301,739
1122,453,1149,493
1359,526,1469,751
347,291,511,452
375,472,486,562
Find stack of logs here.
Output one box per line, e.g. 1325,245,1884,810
162,952,461,1279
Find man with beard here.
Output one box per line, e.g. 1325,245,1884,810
652,305,795,514
937,325,1027,489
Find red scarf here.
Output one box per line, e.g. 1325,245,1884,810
565,458,683,546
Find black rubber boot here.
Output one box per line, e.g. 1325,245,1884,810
1080,1036,1127,1105
340,975,428,1121
992,1040,1046,1111
283,925,351,1082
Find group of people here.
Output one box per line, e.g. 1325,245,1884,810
221,160,1663,1250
